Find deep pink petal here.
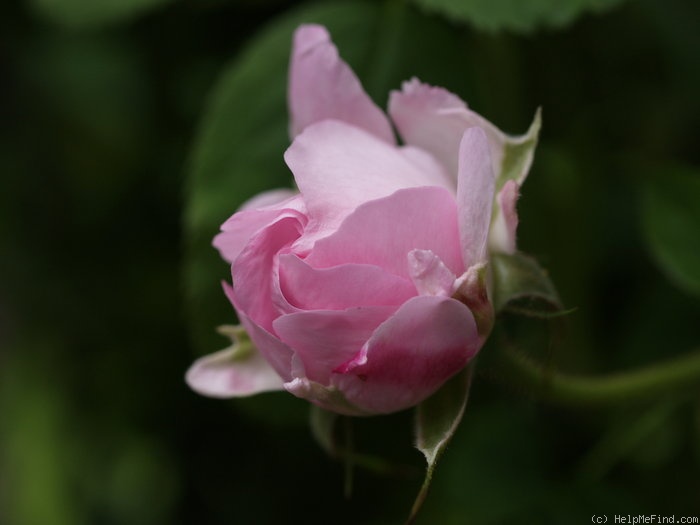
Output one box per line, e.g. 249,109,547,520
213,194,305,264
332,295,479,414
278,254,415,310
408,249,456,296
457,127,495,267
389,78,508,178
304,186,464,279
285,120,453,251
491,180,520,254
273,306,396,385
224,282,294,382
288,24,394,143
186,346,284,398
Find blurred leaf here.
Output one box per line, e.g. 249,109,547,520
183,0,380,352
640,164,700,296
491,251,562,316
410,0,627,33
28,0,173,27
577,399,682,480
410,366,473,524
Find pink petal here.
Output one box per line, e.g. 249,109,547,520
213,194,305,264
230,215,304,331
285,120,453,251
457,127,495,267
288,24,394,144
389,78,509,179
185,346,284,398
224,282,295,382
490,180,520,254
304,186,464,279
408,249,457,296
278,254,415,310
332,295,479,414
273,305,396,385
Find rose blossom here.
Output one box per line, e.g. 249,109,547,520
186,24,537,415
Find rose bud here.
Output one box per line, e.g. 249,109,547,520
187,24,537,415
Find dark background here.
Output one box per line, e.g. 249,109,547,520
2,0,699,523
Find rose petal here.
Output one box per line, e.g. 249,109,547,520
457,127,495,267
332,295,479,414
230,216,304,331
288,24,394,143
285,120,453,251
185,345,284,398
279,254,415,310
490,180,520,254
273,306,396,385
223,282,295,382
304,186,464,280
408,249,456,296
389,78,510,179
213,194,305,264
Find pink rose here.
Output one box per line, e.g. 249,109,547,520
187,24,534,415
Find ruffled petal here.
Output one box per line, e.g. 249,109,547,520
273,306,396,385
288,24,394,143
332,295,479,414
285,120,453,251
230,216,304,331
389,78,511,179
278,254,415,310
213,193,305,264
457,127,495,267
304,185,464,279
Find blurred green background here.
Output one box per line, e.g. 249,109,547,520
2,0,699,524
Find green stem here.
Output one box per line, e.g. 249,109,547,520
499,346,700,405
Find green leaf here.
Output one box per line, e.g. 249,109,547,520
183,0,380,352
640,164,700,297
410,366,474,524
491,251,562,316
28,0,173,28
410,0,628,34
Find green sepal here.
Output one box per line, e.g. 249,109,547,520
497,107,542,190
409,365,474,524
491,251,563,317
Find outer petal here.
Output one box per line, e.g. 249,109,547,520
230,215,304,331
389,78,518,180
288,24,394,143
213,194,305,264
186,345,284,398
490,180,520,254
457,127,495,267
285,120,453,251
278,254,415,310
223,282,295,382
273,305,396,385
332,295,479,414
